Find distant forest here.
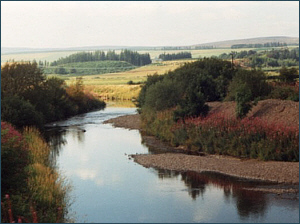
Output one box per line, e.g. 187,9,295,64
50,49,151,67
231,42,289,49
219,47,299,68
162,45,214,50
158,52,192,61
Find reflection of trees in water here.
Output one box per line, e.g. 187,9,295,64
153,168,268,219
233,190,267,220
181,171,206,199
70,128,85,144
44,127,86,167
43,128,67,167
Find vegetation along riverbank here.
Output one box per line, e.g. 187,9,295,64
136,58,299,162
105,57,299,191
1,62,106,222
104,99,299,189
1,122,71,222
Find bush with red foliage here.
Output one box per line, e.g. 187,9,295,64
172,113,299,161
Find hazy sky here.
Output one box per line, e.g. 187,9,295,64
1,1,299,48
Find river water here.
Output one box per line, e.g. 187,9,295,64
45,107,299,223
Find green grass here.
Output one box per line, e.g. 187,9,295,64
44,60,136,75
61,59,194,85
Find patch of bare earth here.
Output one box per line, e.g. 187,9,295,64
103,114,141,130
207,99,299,127
104,99,299,191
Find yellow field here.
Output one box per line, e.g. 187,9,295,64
65,59,194,85
65,60,195,100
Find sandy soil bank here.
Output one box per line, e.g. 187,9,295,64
132,153,299,185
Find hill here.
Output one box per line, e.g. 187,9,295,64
2,36,298,55
193,36,299,48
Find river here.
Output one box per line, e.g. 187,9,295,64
45,107,299,223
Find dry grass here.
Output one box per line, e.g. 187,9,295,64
86,84,141,100
63,60,195,100
22,127,70,222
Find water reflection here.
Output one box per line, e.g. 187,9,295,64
152,168,296,220
45,107,299,223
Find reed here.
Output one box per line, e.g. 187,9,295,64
1,123,71,223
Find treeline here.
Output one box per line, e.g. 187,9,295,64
158,52,192,61
194,45,214,49
219,47,299,68
137,58,299,161
50,49,151,67
162,46,214,50
231,42,288,49
1,62,106,129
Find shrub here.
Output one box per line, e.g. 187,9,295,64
1,96,44,129
235,83,253,118
269,84,299,101
1,122,29,196
279,66,298,83
1,124,71,223
137,73,164,109
144,79,180,111
173,87,208,121
226,69,271,101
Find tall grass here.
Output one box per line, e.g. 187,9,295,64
88,84,141,101
1,123,71,223
23,127,71,223
141,109,299,161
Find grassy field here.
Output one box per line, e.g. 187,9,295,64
64,59,195,85
64,60,195,100
44,60,136,75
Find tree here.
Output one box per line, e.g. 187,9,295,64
174,87,208,121
226,69,270,101
1,62,45,98
235,83,253,118
144,79,180,111
54,67,68,74
1,96,44,129
279,66,299,83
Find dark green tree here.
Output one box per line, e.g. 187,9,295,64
235,83,253,118
279,66,299,83
1,62,45,98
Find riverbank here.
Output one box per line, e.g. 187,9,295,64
104,115,299,185
104,100,299,190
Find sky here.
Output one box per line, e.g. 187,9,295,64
1,1,299,48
